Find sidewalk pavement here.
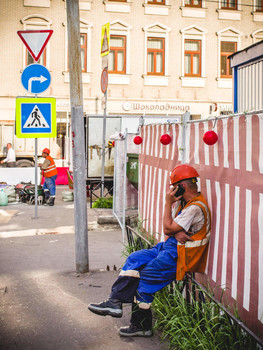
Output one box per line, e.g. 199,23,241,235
0,186,168,350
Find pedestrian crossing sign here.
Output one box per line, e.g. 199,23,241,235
101,23,110,57
16,97,56,138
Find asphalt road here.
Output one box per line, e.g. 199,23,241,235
0,188,168,350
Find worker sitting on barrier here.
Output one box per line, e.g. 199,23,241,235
88,164,211,338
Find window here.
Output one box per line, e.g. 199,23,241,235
185,0,202,7
251,29,263,43
67,34,87,72
80,33,87,72
148,0,165,4
63,19,93,83
109,35,126,74
220,41,236,77
26,49,46,66
221,0,237,10
20,14,52,69
147,37,165,75
143,23,170,85
216,27,241,88
256,0,263,11
184,40,201,76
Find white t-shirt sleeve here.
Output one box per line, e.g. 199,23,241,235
173,204,205,234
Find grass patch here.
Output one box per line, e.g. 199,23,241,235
152,284,256,350
92,196,113,208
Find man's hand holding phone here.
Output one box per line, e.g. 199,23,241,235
166,183,185,204
174,183,185,197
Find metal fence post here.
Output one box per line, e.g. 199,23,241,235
181,111,190,164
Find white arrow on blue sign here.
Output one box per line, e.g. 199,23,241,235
21,64,51,94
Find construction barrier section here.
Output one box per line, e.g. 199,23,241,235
138,112,263,338
113,132,138,241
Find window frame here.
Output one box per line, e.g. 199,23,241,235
26,48,47,66
255,0,263,11
143,22,171,79
147,0,165,4
184,39,201,77
63,19,93,83
221,0,237,10
185,0,202,8
216,27,242,88
80,33,87,73
251,29,263,43
147,37,165,76
108,35,127,74
220,41,237,78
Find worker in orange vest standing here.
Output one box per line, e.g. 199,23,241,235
39,148,58,206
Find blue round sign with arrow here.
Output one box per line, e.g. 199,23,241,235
21,64,51,94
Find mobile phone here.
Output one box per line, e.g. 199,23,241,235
174,184,185,197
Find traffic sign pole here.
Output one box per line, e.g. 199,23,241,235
100,67,108,197
100,24,110,198
17,29,54,220
101,89,107,198
34,137,38,218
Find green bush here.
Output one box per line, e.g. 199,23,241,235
92,196,113,208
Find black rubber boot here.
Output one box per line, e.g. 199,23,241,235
48,197,55,206
88,298,122,318
44,190,50,202
119,303,153,337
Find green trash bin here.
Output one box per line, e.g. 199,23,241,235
127,153,139,190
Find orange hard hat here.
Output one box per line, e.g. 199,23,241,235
42,148,50,155
170,164,199,185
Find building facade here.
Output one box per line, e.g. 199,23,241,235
0,0,263,164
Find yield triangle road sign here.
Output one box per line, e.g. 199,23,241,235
17,30,53,61
23,104,50,129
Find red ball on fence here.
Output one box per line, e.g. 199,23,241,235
133,136,143,145
160,134,171,145
203,130,218,145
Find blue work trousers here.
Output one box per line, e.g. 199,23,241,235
110,237,178,304
43,175,57,196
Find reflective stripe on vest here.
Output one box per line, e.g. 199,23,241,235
43,156,57,178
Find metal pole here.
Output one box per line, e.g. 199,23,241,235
34,138,38,218
66,0,89,273
181,111,190,164
122,129,128,243
101,89,107,197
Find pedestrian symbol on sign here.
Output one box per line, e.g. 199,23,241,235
23,105,50,129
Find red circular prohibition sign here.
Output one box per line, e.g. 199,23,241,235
101,68,108,94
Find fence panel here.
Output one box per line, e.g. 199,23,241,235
138,113,263,338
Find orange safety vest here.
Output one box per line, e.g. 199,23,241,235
175,193,211,281
43,155,57,178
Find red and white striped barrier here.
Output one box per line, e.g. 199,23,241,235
138,114,263,337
